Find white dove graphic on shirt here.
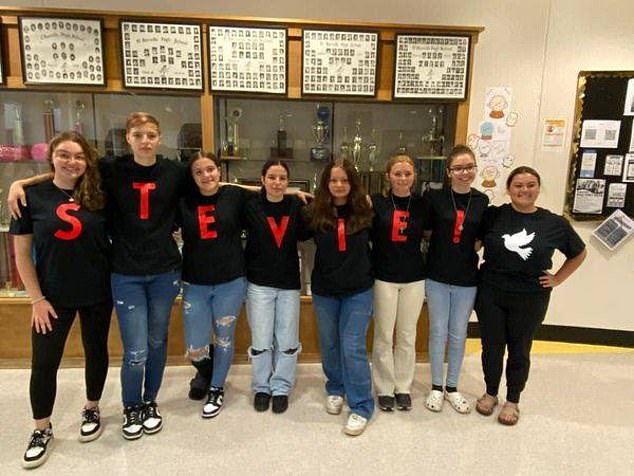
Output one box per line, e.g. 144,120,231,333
501,228,535,260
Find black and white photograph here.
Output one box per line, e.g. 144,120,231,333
393,34,470,100
209,26,286,94
19,17,105,86
623,78,634,116
302,29,378,96
572,178,606,214
592,209,634,251
120,21,202,90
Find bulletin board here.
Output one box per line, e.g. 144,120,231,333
565,71,634,221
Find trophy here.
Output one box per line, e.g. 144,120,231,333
421,105,445,156
396,130,408,155
352,118,362,170
224,107,242,156
277,113,287,157
73,100,86,135
339,127,351,162
367,128,378,172
43,99,56,142
310,105,330,161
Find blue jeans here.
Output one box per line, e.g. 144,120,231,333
312,288,374,419
112,271,180,407
425,278,477,388
246,283,301,396
182,277,246,389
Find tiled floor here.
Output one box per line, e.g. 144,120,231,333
2,343,633,475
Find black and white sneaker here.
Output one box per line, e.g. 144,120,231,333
122,405,144,440
202,387,224,418
22,425,53,469
142,401,163,434
79,406,103,442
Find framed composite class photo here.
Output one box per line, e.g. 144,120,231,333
208,25,287,94
19,16,105,86
302,29,378,97
120,21,203,91
393,34,470,100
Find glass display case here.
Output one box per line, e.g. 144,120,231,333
0,90,201,296
214,97,456,194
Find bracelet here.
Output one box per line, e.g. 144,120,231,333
31,296,46,305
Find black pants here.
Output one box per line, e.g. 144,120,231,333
30,301,112,420
474,284,550,403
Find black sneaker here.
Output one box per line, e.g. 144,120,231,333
378,395,395,412
254,392,271,412
22,425,53,469
122,405,144,440
142,401,163,434
189,371,210,401
79,406,102,442
395,393,412,411
272,395,289,414
202,387,224,418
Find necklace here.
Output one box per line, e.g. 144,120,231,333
391,191,411,232
450,188,471,236
54,184,75,202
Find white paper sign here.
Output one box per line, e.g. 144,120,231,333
580,151,597,177
623,153,634,182
592,209,634,251
572,178,606,214
607,183,627,208
580,120,621,148
604,155,624,176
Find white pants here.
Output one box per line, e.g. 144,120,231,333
371,279,425,396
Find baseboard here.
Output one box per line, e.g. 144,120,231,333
467,323,634,348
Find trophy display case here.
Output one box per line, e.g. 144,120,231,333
0,89,201,296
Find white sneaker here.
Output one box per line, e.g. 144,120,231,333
425,390,444,412
22,425,54,469
444,391,472,414
325,395,344,415
344,413,367,436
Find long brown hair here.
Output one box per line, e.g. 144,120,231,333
48,131,105,211
307,159,373,233
444,144,476,187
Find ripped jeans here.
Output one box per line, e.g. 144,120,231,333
246,283,301,396
183,277,246,389
112,271,181,408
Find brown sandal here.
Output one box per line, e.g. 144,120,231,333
497,403,520,426
475,394,498,416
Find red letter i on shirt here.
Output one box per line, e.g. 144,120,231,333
337,218,346,252
132,182,157,220
267,216,290,248
198,205,217,239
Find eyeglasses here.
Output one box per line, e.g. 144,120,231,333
449,165,477,174
53,151,86,162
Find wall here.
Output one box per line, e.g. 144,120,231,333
2,0,633,332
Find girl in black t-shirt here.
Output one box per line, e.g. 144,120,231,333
244,160,311,414
370,155,426,412
422,145,488,415
11,132,111,469
178,152,250,420
475,166,586,425
304,159,375,436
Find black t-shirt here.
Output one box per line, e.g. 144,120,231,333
244,193,311,290
480,204,586,293
311,205,373,297
100,155,187,275
10,181,111,307
423,187,489,286
178,185,250,285
371,192,426,283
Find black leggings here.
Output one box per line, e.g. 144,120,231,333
474,285,550,403
30,301,112,420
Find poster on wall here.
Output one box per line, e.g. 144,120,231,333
580,119,621,148
623,78,634,116
302,29,378,96
393,34,469,100
623,153,634,182
208,25,287,94
19,17,105,86
542,119,566,149
604,155,624,176
592,209,634,251
607,183,627,208
572,178,606,214
120,21,202,91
